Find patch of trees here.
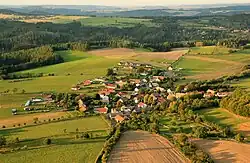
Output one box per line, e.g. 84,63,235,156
217,38,248,48
220,89,250,117
169,134,214,163
124,112,160,133
54,93,79,110
0,46,63,75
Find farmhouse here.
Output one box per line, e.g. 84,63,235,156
216,92,231,98
115,115,125,123
94,107,108,114
83,80,92,86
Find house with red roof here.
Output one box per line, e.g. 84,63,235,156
115,115,125,123
94,107,108,114
83,80,92,86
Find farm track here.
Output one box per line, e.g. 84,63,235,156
108,130,189,163
192,139,250,163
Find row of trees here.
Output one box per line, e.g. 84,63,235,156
220,89,250,117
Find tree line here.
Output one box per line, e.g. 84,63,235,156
220,89,250,117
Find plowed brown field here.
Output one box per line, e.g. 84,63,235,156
108,131,189,163
192,139,250,163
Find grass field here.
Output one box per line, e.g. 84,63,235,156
108,130,188,163
172,55,241,80
188,46,234,55
173,48,250,80
0,116,109,163
196,108,250,136
232,78,250,91
0,94,38,119
0,50,119,93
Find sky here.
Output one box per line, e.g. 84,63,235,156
0,0,249,6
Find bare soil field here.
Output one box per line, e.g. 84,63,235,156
0,111,68,128
192,139,250,163
89,48,186,67
108,130,189,163
89,48,136,59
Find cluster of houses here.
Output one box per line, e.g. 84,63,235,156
75,62,175,123
72,61,232,124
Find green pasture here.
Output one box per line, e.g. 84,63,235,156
172,56,227,77
0,116,109,163
188,46,234,55
0,94,36,119
54,17,157,28
196,108,250,129
232,78,250,91
0,51,118,93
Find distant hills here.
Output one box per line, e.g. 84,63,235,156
0,4,249,17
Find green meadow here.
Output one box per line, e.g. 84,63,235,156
0,116,109,163
173,56,227,77
53,17,157,28
0,51,119,93
188,46,234,55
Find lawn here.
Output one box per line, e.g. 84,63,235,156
0,116,109,163
0,51,119,93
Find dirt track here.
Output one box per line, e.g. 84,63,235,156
192,139,250,163
108,131,189,163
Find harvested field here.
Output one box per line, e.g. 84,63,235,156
108,130,189,163
90,48,187,67
89,48,136,59
0,111,68,128
192,139,250,163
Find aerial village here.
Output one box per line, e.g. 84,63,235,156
12,60,232,125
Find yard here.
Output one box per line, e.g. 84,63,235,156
0,116,110,163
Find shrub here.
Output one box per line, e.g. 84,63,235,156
0,136,7,146
43,138,52,145
235,133,244,142
2,125,6,128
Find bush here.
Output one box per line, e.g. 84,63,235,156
82,132,90,139
43,138,52,145
2,125,6,128
0,136,7,146
235,133,244,142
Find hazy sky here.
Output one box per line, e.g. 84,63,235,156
0,0,249,6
